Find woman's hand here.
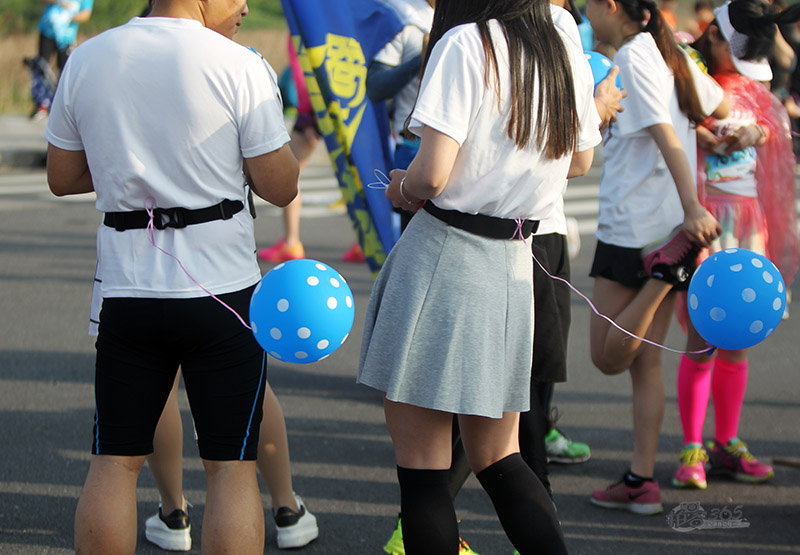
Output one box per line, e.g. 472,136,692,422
386,169,424,213
696,124,720,152
720,124,764,153
683,204,721,247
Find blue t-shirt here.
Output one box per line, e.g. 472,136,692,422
38,0,93,50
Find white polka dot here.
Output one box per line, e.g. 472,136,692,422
320,354,331,361
327,297,338,309
346,296,353,308
295,351,308,359
297,327,311,339
751,258,764,268
315,263,327,271
750,320,764,333
341,332,350,345
767,328,774,336
725,248,737,254
330,278,340,288
251,322,258,334
270,328,282,340
307,276,320,286
689,294,698,310
763,271,774,284
707,275,715,287
274,263,285,270
270,351,282,359
774,298,783,311
277,299,289,312
710,307,726,322
779,282,785,293
730,264,743,272
741,288,756,303
317,339,329,350
254,281,262,295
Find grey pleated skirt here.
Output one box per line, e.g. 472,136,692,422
357,208,534,418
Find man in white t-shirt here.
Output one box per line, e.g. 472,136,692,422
44,0,298,552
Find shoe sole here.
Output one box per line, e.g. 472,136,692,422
671,476,708,489
590,497,664,515
708,468,774,483
547,453,591,464
276,522,319,549
145,527,191,552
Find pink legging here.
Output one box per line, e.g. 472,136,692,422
677,354,749,445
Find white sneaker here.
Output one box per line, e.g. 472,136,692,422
274,494,319,549
145,506,191,552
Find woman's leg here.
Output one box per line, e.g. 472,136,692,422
75,454,146,554
384,398,458,555
712,349,748,444
256,382,298,512
147,372,186,514
459,412,567,555
590,277,673,375
628,292,674,478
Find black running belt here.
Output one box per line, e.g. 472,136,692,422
104,199,244,231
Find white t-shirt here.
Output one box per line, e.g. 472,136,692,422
596,32,724,248
45,17,290,299
373,1,434,134
537,5,602,236
408,20,600,221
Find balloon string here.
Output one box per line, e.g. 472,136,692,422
144,197,252,330
366,169,391,190
521,233,713,356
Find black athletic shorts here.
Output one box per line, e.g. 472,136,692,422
531,233,571,384
589,239,648,289
93,284,266,461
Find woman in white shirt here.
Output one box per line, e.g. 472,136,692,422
584,0,727,516
358,0,597,552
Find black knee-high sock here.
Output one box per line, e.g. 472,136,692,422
397,466,459,555
476,453,568,555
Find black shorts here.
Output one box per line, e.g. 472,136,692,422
589,239,648,289
531,233,571,384
93,285,266,461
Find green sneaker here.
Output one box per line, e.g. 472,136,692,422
545,427,591,464
383,518,404,555
383,517,481,554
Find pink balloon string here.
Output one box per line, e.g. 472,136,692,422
144,197,252,330
518,228,712,356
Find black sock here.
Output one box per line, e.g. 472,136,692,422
396,466,459,555
624,470,654,488
476,453,568,555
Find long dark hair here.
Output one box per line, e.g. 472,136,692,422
617,0,706,123
421,0,578,159
692,0,800,74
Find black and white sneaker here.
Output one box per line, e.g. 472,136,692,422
274,494,319,549
145,505,191,552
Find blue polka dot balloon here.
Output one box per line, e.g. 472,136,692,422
250,259,355,364
688,248,786,350
584,51,622,90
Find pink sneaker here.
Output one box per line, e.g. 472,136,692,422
342,241,365,263
590,477,663,515
641,225,700,289
707,439,774,483
257,238,286,262
672,444,708,489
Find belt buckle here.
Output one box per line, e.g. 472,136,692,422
153,207,185,230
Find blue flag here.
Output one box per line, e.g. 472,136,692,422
280,0,405,275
